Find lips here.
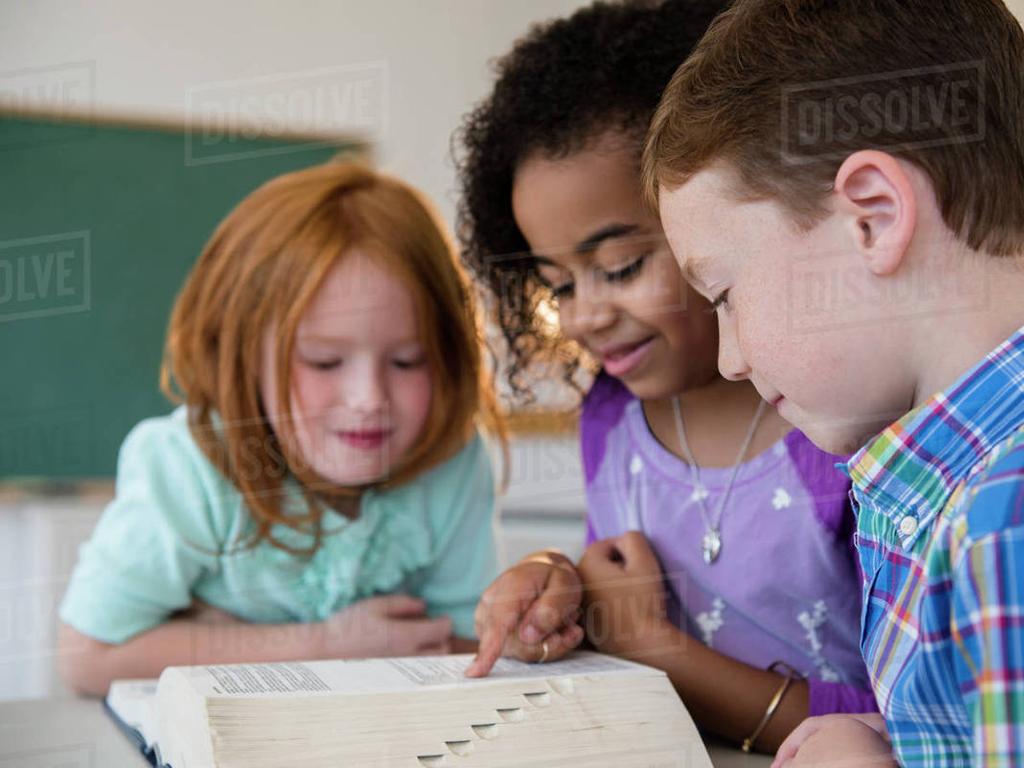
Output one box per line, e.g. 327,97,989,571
599,336,656,378
336,429,392,450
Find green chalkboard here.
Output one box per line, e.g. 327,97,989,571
0,113,361,479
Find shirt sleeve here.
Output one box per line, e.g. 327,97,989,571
806,488,878,716
951,443,1024,765
579,372,632,548
58,415,223,644
413,430,499,640
808,679,879,716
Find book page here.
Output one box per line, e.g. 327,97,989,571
387,651,641,686
106,679,159,748
176,651,655,698
204,661,333,695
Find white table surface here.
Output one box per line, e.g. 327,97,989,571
0,697,774,767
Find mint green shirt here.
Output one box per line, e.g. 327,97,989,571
59,407,498,643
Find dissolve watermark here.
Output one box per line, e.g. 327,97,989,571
0,62,96,151
785,245,990,335
782,61,985,164
0,406,93,477
184,62,388,165
489,235,688,317
0,231,91,323
0,61,94,116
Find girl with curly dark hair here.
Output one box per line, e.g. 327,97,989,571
458,0,877,754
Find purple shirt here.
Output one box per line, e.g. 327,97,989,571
581,372,876,716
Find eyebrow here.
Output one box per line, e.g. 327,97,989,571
531,222,642,267
574,223,640,253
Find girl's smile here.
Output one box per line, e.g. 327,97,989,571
335,428,394,451
599,335,657,378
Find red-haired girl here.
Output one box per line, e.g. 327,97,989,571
59,162,502,696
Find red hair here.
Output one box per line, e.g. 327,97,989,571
162,161,503,554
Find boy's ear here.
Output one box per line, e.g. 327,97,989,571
833,150,917,276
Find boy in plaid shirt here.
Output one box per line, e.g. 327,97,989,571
643,0,1024,765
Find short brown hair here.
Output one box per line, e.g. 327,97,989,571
643,0,1024,255
162,161,501,554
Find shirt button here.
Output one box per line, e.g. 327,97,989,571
630,455,644,475
899,517,918,536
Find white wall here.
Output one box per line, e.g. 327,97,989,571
0,496,107,701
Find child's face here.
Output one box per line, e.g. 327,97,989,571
260,253,433,486
511,132,720,400
659,163,907,455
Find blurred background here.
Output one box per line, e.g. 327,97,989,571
3,0,1023,702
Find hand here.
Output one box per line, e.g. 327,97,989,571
772,713,893,768
321,595,453,658
465,552,584,677
578,532,671,656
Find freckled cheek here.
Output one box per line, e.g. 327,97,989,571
288,369,343,423
393,371,433,437
732,297,783,377
749,328,826,405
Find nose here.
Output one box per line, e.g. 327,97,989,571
345,358,387,415
716,317,750,382
564,272,616,339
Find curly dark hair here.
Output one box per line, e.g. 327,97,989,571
454,0,727,407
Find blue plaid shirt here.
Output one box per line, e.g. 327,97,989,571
845,325,1024,767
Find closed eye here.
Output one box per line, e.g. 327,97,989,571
307,359,341,371
602,253,649,283
705,288,730,313
536,272,574,300
538,252,649,301
550,282,575,300
535,267,575,301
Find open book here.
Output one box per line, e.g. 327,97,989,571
106,651,713,767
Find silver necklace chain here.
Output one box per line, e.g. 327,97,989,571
671,395,768,564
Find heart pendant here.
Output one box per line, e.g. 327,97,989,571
702,529,721,564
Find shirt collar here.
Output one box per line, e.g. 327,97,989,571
845,324,1024,547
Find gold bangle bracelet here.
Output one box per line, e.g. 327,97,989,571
520,552,577,576
741,664,800,753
